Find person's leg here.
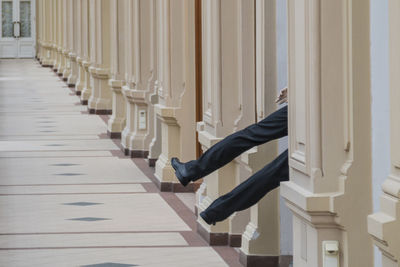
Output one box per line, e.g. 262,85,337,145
172,105,288,186
199,149,288,225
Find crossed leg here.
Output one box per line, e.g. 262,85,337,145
171,105,289,225
199,149,289,225
172,105,288,185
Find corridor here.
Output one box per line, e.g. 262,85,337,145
0,59,239,267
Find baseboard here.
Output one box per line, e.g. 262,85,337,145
228,234,242,247
239,251,292,267
88,109,112,115
130,150,149,158
196,221,229,246
107,131,121,139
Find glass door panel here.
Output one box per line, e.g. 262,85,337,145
19,0,30,37
1,0,13,37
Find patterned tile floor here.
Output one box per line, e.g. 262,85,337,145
0,59,241,267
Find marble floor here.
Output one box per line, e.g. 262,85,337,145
0,59,241,267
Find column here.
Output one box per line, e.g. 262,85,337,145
62,0,71,81
36,0,43,63
121,0,156,157
80,0,92,105
87,0,112,114
75,0,84,95
195,0,253,245
67,0,78,87
280,0,373,266
56,0,65,76
147,0,161,166
153,0,197,191
107,0,127,138
51,0,58,70
368,0,400,265
40,0,53,66
238,0,283,265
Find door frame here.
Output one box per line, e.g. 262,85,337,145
0,0,36,58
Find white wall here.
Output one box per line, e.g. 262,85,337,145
276,0,293,256
370,0,391,266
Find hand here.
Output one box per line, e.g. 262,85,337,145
275,87,288,104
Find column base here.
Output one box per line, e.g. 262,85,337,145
67,83,75,88
130,150,149,158
239,252,292,267
156,180,201,193
41,63,53,68
76,91,82,96
88,108,112,115
148,158,157,167
81,100,88,105
107,131,122,139
41,58,53,67
197,221,229,246
229,234,242,247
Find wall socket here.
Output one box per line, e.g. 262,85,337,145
322,241,339,267
139,110,147,130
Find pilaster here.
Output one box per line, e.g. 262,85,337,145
147,88,162,167
67,0,79,87
195,126,235,245
52,44,59,72
120,0,155,157
76,57,85,95
56,47,64,76
238,0,285,265
78,0,91,102
62,49,71,81
67,52,78,87
152,0,197,192
121,87,149,157
37,0,42,62
39,0,53,67
88,66,111,114
80,60,92,105
154,105,197,192
75,0,84,95
280,1,373,266
87,0,112,114
146,2,161,166
108,79,126,138
56,0,65,76
50,1,58,68
62,0,71,81
40,44,53,67
368,0,400,265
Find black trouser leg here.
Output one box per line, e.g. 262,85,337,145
186,106,288,181
200,149,289,224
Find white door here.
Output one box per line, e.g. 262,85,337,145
0,0,35,58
